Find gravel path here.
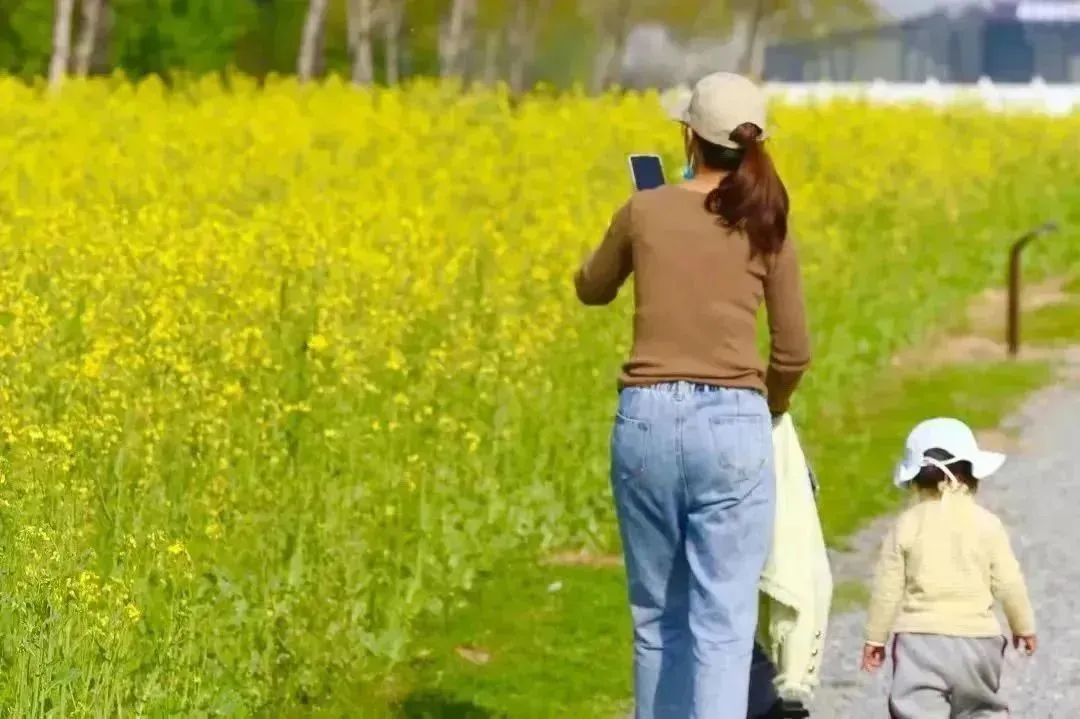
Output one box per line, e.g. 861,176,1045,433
812,348,1080,717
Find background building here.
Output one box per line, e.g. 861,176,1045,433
765,1,1080,83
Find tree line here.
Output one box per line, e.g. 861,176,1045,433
25,0,873,91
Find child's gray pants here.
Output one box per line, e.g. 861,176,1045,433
888,633,1009,718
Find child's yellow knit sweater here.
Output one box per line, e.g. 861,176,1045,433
865,491,1035,646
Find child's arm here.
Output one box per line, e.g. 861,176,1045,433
862,525,905,670
989,518,1036,652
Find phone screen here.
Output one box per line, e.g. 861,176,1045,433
629,155,665,191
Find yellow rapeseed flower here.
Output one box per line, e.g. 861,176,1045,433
0,75,1077,714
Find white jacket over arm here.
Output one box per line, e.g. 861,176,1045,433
758,415,833,702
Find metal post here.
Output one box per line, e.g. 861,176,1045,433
1007,222,1059,357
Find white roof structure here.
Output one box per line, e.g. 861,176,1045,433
1016,1,1080,21
879,0,1080,22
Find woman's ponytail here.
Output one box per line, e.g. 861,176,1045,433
703,123,789,256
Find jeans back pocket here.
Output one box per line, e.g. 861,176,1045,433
611,412,649,482
708,415,770,496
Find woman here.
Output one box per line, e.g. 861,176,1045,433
575,73,810,719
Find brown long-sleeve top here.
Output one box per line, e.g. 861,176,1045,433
574,184,811,414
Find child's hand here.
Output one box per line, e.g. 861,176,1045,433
1013,634,1037,656
861,643,886,672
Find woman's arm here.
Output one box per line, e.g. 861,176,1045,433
763,236,811,415
574,202,633,306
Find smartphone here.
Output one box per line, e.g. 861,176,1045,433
628,154,666,191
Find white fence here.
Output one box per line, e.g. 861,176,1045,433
763,80,1080,115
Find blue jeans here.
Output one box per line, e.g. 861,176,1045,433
611,383,776,719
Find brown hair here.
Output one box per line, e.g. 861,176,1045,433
697,123,789,256
912,447,979,494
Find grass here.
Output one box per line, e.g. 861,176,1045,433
808,360,1052,545
360,561,631,719
362,358,1053,717
1021,298,1080,346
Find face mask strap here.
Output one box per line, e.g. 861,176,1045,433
682,125,696,180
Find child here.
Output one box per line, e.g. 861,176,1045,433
861,417,1036,718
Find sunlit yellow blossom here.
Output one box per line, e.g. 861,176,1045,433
465,431,481,454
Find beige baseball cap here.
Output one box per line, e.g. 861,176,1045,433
670,72,768,150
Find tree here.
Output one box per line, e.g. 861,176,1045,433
733,0,876,76
49,0,76,89
737,0,767,75
768,0,875,38
298,0,330,82
636,0,737,86
655,0,735,39
440,0,476,79
73,0,108,77
111,0,260,78
577,0,871,89
506,0,552,94
473,0,504,85
346,0,378,84
383,0,407,84
580,0,714,92
581,0,634,93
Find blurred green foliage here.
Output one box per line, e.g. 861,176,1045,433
0,0,596,81
0,0,874,83
1,0,330,78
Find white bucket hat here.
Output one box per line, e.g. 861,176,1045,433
667,72,768,149
893,418,1006,488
